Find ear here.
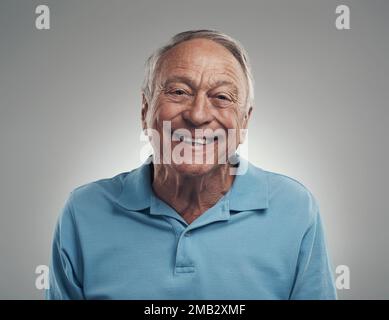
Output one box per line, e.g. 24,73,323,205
240,106,253,144
141,93,149,132
242,106,253,129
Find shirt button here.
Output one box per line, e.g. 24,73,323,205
185,231,191,237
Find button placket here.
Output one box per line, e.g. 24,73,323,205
175,231,195,274
160,198,231,276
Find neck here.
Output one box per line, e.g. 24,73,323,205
152,163,235,224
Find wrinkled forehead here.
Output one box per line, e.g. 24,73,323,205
157,39,247,87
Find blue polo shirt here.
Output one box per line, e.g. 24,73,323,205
46,157,337,300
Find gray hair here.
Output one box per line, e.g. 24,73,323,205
141,29,254,110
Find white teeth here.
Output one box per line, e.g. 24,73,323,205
183,137,205,145
172,132,216,145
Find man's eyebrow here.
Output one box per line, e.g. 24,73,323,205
210,80,239,93
163,76,196,89
163,76,239,94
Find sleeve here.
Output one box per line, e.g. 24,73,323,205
45,192,85,300
289,205,338,300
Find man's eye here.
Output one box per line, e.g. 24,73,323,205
216,94,230,101
171,89,186,95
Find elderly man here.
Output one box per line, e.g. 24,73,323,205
47,30,337,300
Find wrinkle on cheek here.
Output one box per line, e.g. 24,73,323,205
147,88,166,127
220,107,245,129
220,107,247,147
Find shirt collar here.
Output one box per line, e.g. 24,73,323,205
115,157,153,211
115,156,269,213
228,157,269,211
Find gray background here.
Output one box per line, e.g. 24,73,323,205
0,0,388,299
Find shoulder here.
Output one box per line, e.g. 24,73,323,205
56,170,135,235
59,161,152,224
253,164,319,225
69,172,129,207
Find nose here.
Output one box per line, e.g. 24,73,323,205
182,93,214,127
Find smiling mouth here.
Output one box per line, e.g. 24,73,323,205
172,132,219,146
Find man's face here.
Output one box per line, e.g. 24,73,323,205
143,38,251,176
